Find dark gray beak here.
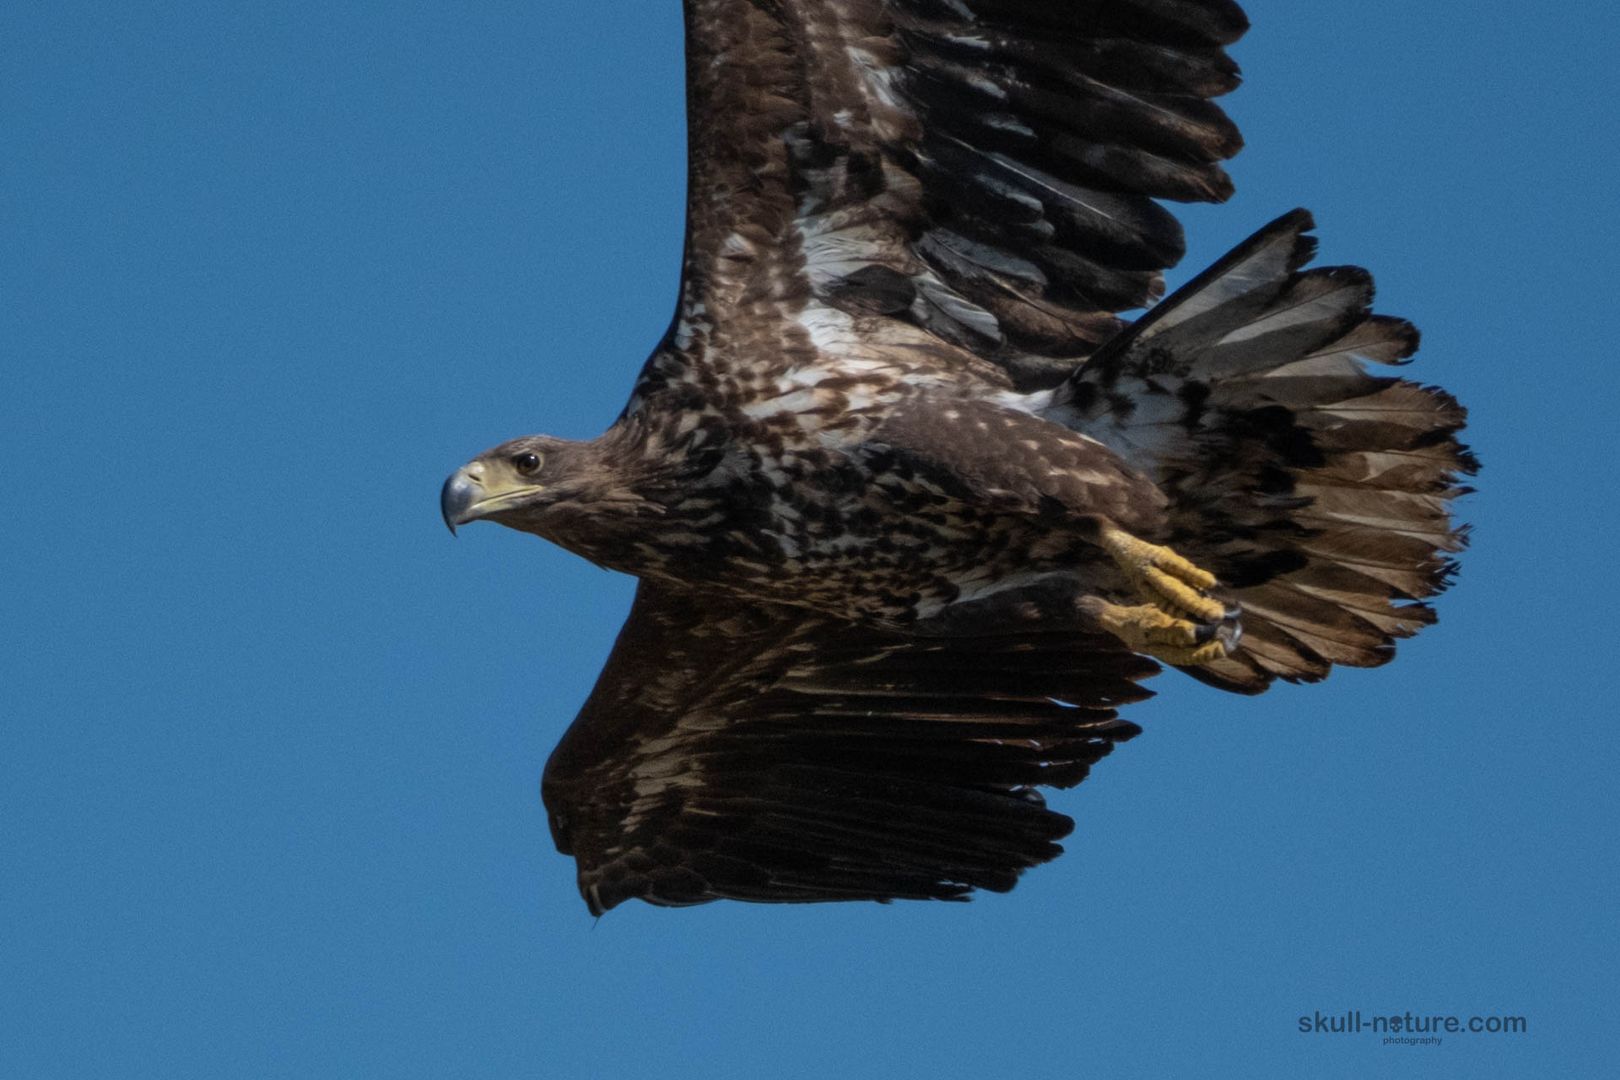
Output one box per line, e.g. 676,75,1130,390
440,469,482,535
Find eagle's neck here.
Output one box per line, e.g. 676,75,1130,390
530,411,725,575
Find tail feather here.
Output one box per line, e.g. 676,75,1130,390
1049,209,1476,692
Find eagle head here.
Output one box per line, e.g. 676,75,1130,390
440,435,585,536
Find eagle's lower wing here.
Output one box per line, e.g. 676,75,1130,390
541,581,1156,913
629,0,1251,407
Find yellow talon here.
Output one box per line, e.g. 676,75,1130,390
1144,545,1217,591
1092,524,1240,665
1098,524,1223,613
1088,601,1234,665
1140,565,1229,623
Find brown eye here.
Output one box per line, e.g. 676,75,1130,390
512,451,541,476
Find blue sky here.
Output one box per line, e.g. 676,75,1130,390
5,2,1617,1077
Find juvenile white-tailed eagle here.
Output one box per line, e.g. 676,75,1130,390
441,0,1474,914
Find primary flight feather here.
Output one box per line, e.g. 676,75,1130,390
441,0,1474,914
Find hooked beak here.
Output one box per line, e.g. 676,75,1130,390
440,468,481,535
440,460,544,534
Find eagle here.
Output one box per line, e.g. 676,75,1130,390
440,0,1474,914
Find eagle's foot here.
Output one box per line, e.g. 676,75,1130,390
1088,601,1238,666
1098,524,1227,624
1092,524,1240,663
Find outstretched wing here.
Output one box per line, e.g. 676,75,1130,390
541,582,1156,913
630,0,1251,407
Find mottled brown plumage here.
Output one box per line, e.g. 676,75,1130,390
441,0,1474,913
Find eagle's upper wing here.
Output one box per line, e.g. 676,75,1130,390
541,582,1156,913
630,0,1250,405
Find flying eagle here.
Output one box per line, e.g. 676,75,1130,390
441,0,1474,914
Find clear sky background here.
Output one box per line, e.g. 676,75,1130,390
5,2,1617,1077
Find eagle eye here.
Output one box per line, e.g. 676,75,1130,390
512,451,542,476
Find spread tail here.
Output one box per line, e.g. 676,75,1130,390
1050,210,1476,692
